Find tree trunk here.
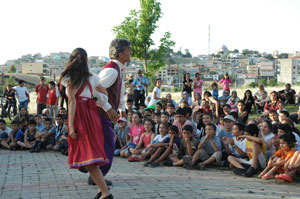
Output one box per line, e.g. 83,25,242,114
144,50,149,96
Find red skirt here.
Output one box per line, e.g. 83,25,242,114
68,96,108,169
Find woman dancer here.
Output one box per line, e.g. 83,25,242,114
60,48,112,199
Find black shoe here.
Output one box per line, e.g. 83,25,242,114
149,162,159,168
233,168,247,176
102,194,113,199
94,192,102,199
105,179,113,186
143,161,151,167
163,160,173,166
78,167,88,173
30,146,35,153
244,166,259,177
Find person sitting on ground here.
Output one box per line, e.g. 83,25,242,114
120,112,144,158
200,99,211,114
30,118,55,152
128,119,155,161
6,120,24,150
151,125,181,167
168,125,199,167
155,101,163,113
166,103,175,124
160,112,171,127
203,91,220,118
114,118,130,156
192,93,202,109
179,91,192,107
278,83,296,104
276,101,287,115
226,90,240,112
258,133,295,180
144,123,170,167
264,91,280,115
275,150,300,183
0,119,12,149
184,123,222,170
243,90,255,113
125,99,136,114
229,124,267,177
166,94,177,109
17,120,37,150
173,108,195,137
223,123,247,163
52,114,66,151
254,90,269,113
218,89,231,106
34,115,45,131
268,110,280,134
259,120,275,158
237,100,249,125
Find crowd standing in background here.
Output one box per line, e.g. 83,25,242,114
2,54,300,192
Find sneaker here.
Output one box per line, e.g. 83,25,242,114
233,168,247,176
163,160,173,166
244,167,259,177
79,167,88,173
143,161,151,167
194,163,206,170
183,155,192,170
149,162,159,168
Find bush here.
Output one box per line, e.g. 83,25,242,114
172,87,179,92
248,82,258,88
2,76,18,93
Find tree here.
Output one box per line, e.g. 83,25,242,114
8,65,16,73
112,0,175,76
183,49,192,58
277,53,289,59
233,49,239,53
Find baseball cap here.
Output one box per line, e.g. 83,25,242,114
145,104,155,111
223,115,235,122
118,118,127,123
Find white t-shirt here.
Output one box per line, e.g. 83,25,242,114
149,87,161,105
229,137,247,157
0,126,13,136
13,86,29,102
153,134,169,143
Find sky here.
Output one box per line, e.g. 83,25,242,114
0,0,300,65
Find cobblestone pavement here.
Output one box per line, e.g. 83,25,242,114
1,150,300,199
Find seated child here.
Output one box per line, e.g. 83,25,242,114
229,124,267,177
224,123,247,160
168,125,199,167
184,123,222,170
31,118,55,152
53,114,66,151
275,150,300,182
114,118,130,156
9,120,24,150
61,115,68,155
258,133,295,180
173,108,195,137
268,110,279,133
128,119,155,161
120,112,144,158
148,125,181,167
166,103,175,124
34,115,45,131
0,119,12,149
161,112,171,127
144,123,170,167
18,120,38,149
237,100,249,125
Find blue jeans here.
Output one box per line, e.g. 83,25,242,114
114,149,122,156
19,100,29,110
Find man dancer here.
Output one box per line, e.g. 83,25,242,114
86,39,131,185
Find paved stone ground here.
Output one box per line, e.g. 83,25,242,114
1,150,300,199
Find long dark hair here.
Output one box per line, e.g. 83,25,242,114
243,90,254,102
59,48,91,88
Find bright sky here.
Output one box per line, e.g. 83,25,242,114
1,0,300,64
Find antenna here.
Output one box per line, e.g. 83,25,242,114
208,24,210,58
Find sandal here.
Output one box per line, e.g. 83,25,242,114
275,174,283,179
277,174,293,182
258,172,266,178
261,174,273,180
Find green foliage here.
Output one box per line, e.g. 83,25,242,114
277,53,289,59
259,78,267,86
242,49,260,56
264,54,274,61
268,78,278,87
112,0,175,76
8,65,16,73
248,82,258,88
172,87,179,92
2,76,18,92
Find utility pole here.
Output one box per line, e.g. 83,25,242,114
208,24,211,58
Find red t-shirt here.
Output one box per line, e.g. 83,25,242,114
47,88,58,105
35,84,49,104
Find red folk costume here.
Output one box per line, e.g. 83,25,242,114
68,81,108,169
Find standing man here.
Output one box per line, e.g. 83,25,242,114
35,76,49,115
132,69,149,109
85,39,130,185
13,80,30,110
